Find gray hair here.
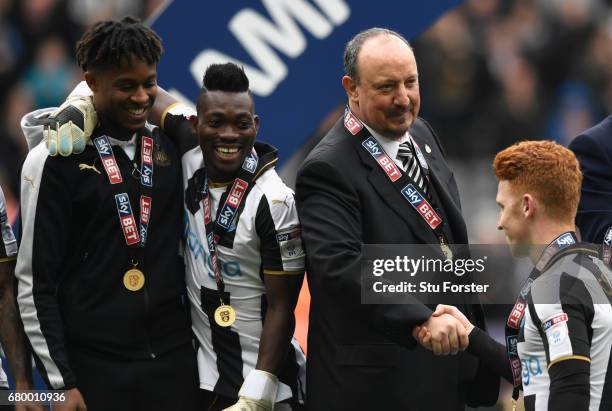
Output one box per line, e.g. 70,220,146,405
343,27,412,83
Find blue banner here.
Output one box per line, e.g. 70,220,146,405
152,0,461,165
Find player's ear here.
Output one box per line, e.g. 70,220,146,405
190,116,198,134
523,194,535,218
253,114,260,133
84,71,98,93
342,75,358,103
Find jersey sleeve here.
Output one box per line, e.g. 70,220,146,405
0,186,17,262
529,273,593,368
255,187,305,275
160,103,199,156
15,144,76,389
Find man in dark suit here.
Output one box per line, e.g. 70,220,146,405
295,28,499,410
568,115,612,247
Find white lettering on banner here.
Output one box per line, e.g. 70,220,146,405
190,0,350,96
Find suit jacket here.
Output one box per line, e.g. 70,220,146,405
569,115,612,244
295,115,499,411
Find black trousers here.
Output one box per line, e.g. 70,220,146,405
70,343,198,411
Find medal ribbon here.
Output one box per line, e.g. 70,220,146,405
200,149,259,303
93,134,154,251
504,231,578,402
343,107,451,256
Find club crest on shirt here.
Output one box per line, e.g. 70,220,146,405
277,227,304,260
154,143,171,167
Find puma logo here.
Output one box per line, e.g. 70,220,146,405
23,176,35,188
271,197,290,208
79,163,101,174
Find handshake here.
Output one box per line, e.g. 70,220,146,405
412,305,475,355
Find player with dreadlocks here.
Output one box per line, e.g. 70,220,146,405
16,17,198,411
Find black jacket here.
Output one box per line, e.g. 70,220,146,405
295,115,499,410
569,115,612,245
17,124,192,389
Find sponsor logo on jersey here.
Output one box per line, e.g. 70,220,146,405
344,110,363,135
604,227,612,246
362,137,402,182
507,301,526,329
542,313,568,332
183,213,244,279
115,193,140,245
217,179,248,229
401,184,442,229
521,356,542,386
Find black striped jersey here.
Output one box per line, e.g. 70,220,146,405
518,244,612,410
0,185,17,388
165,104,307,402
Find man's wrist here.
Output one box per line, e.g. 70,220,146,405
239,369,279,403
13,379,33,390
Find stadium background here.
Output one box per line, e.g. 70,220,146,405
0,0,611,410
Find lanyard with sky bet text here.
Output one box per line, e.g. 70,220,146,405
504,231,578,410
199,148,259,327
342,106,453,260
93,133,154,292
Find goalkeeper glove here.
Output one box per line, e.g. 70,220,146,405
44,96,97,156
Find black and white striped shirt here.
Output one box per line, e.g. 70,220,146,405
166,105,307,402
518,245,612,410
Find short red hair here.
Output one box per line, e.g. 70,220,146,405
493,140,582,222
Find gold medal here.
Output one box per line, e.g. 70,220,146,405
123,268,145,291
214,304,236,327
440,243,453,261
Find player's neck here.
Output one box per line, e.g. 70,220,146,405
528,222,576,264
98,114,137,141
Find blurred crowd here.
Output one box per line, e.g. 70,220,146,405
413,0,612,158
0,0,611,227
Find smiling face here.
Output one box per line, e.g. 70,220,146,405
196,90,259,182
343,34,420,140
86,56,157,133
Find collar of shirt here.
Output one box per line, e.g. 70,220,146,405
107,133,138,161
363,123,411,168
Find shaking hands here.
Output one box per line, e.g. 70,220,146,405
412,304,475,355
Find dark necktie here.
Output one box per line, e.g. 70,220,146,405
397,140,429,195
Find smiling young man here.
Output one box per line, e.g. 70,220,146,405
158,63,306,411
16,18,197,411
